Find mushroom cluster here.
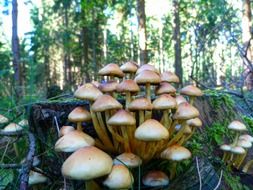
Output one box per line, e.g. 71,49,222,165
220,120,253,169
56,62,204,188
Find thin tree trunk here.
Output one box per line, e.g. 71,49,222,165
172,0,183,84
92,10,97,80
137,0,147,65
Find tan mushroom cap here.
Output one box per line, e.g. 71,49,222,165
135,70,161,85
74,83,102,101
161,145,191,161
116,80,140,93
113,153,142,168
59,126,75,137
55,131,95,152
68,107,91,122
156,82,177,95
128,98,153,111
175,95,187,105
230,146,246,154
161,71,180,83
29,171,48,185
173,102,199,120
18,119,29,126
99,81,118,93
98,63,124,77
103,165,134,189
2,123,23,132
220,144,232,152
107,109,136,126
237,139,252,149
136,64,159,75
180,85,203,97
152,94,177,110
239,134,253,142
91,95,122,112
228,121,247,132
62,146,113,180
135,119,169,141
0,114,8,124
91,80,100,88
142,170,169,187
120,61,138,73
186,118,202,128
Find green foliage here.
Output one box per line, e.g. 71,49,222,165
223,170,250,190
242,115,253,133
0,169,14,189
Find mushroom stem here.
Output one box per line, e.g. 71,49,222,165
121,127,131,152
222,152,229,162
163,110,170,129
170,162,177,179
183,127,196,143
145,83,151,101
13,142,19,157
105,111,118,149
232,132,240,146
169,120,178,136
139,111,145,125
168,121,186,146
145,111,152,120
85,180,101,190
236,151,248,169
178,135,185,145
243,159,253,173
76,122,82,131
125,92,132,110
189,97,196,105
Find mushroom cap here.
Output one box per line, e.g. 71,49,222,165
107,109,136,126
175,95,187,105
228,121,247,132
120,61,138,73
98,63,124,77
152,94,177,110
128,98,153,111
18,119,29,126
113,153,142,168
173,102,199,120
74,83,102,101
99,81,118,93
161,145,191,161
180,85,203,97
29,171,48,185
68,107,91,122
103,165,134,189
156,82,177,95
91,95,122,112
135,119,169,141
136,64,159,75
2,123,23,132
142,170,169,187
239,134,253,142
161,71,180,83
59,126,75,137
230,146,246,154
91,80,100,88
55,131,95,152
220,144,232,152
186,118,202,128
0,114,8,124
116,79,140,93
135,70,161,85
237,139,252,149
61,146,113,180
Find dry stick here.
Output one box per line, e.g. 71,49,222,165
213,170,223,190
54,116,60,137
1,139,10,162
196,157,202,190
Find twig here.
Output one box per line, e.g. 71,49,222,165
1,139,10,162
213,170,223,190
0,130,24,136
196,157,202,190
0,163,22,169
54,116,60,137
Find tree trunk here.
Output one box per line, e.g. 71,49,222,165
137,0,147,65
11,0,21,92
172,0,183,84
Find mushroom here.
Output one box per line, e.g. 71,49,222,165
160,71,180,84
142,170,169,187
229,146,246,168
68,107,91,131
228,121,247,146
113,152,142,168
239,134,253,142
220,144,232,162
156,82,177,96
98,63,124,81
62,146,113,190
0,114,9,124
28,170,48,186
175,125,192,145
18,119,29,126
235,139,252,168
180,85,203,105
120,61,139,79
59,126,75,137
103,165,134,189
182,117,202,143
74,83,102,101
161,144,191,179
136,64,159,75
55,130,95,152
98,81,118,98
175,95,187,105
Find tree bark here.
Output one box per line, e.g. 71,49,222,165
137,0,147,65
172,0,183,84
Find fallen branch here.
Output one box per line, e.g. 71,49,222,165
0,163,22,169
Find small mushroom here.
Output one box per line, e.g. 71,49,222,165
136,64,159,75
98,81,118,97
220,144,232,162
18,119,29,126
0,114,9,124
228,121,247,146
142,170,169,187
156,82,177,96
113,152,142,168
180,85,203,105
235,139,252,168
120,61,139,79
59,126,75,137
160,71,180,84
68,107,91,131
29,170,48,186
98,63,124,81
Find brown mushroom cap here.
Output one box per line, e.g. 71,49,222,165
239,134,253,142
107,109,136,126
98,63,124,77
91,94,123,112
173,102,199,120
175,95,187,105
116,80,140,93
136,64,159,75
142,170,169,187
0,114,8,124
113,152,142,168
161,144,191,161
156,82,177,95
91,80,100,88
128,98,153,111
180,85,203,97
55,131,95,152
99,81,118,93
2,123,23,132
68,107,91,122
152,94,177,110
120,61,138,73
74,83,102,101
135,119,169,141
61,146,113,180
160,71,180,83
59,126,75,137
228,121,247,132
135,70,161,85
29,171,48,185
237,139,252,149
103,165,134,189
186,118,202,128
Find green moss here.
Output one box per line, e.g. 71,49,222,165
223,169,250,190
242,115,253,133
